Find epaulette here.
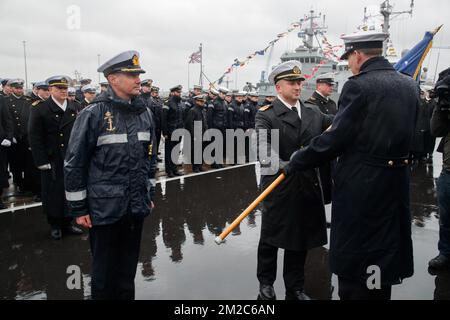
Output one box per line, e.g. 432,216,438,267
31,100,43,107
258,105,272,112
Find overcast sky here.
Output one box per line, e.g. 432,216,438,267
0,0,449,90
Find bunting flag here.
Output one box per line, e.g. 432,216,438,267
212,20,304,85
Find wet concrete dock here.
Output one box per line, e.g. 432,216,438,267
0,154,449,300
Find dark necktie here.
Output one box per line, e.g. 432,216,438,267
292,106,301,121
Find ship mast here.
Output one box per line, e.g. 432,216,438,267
302,10,327,51
379,0,414,54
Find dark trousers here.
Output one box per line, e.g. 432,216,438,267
7,140,40,193
8,140,27,189
164,138,178,174
89,215,144,300
438,170,450,257
41,160,71,228
0,147,9,189
338,278,392,300
257,240,307,292
155,129,161,155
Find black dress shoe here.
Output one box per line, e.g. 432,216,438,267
64,225,84,235
173,171,183,177
0,201,7,210
429,254,450,270
157,157,163,163
50,228,62,240
32,195,42,203
257,284,276,301
286,290,312,300
167,172,175,178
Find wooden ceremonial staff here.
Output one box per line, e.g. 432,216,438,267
215,173,286,245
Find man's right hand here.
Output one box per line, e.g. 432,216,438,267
76,215,92,229
1,139,12,147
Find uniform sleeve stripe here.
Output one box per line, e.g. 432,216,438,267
137,132,151,141
65,190,87,201
97,134,128,146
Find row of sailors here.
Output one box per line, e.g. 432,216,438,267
0,76,269,209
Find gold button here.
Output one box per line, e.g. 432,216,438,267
72,114,75,117
388,161,394,166
404,160,409,165
60,144,64,147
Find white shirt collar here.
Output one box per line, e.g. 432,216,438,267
315,90,329,101
277,95,301,119
51,96,67,111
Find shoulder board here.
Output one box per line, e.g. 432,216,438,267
32,100,42,107
258,105,272,112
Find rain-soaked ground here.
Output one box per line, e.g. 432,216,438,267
1,148,450,300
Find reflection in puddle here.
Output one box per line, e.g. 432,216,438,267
0,156,449,300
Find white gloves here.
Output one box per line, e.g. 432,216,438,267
38,164,52,171
12,138,17,144
1,139,12,147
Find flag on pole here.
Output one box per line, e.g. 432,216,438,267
189,49,202,64
394,25,443,80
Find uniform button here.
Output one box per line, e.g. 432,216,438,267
16,117,19,120
404,160,409,165
60,133,63,137
60,144,64,147
388,161,394,166
56,115,59,118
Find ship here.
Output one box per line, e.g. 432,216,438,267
256,0,415,102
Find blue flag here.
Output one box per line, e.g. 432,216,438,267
394,26,442,80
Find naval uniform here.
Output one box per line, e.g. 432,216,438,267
28,97,78,227
305,91,337,204
288,57,419,299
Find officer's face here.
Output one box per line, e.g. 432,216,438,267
250,96,259,102
3,85,12,95
141,86,151,94
276,79,303,101
37,88,50,100
196,100,205,107
348,51,363,75
50,86,68,101
84,92,96,102
236,96,244,103
108,73,142,97
173,90,181,97
68,95,76,102
225,96,232,103
11,86,24,96
193,89,202,96
317,83,334,97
